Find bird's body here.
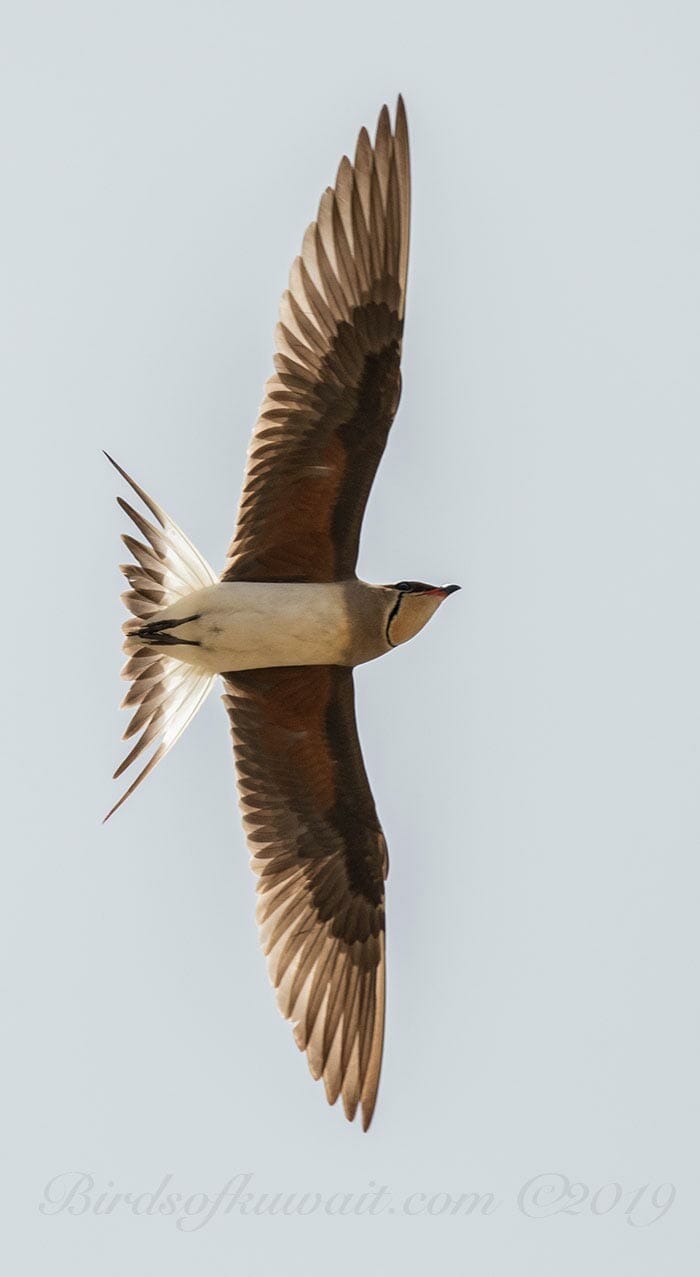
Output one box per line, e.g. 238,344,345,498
135,580,368,672
107,98,458,1131
138,581,357,673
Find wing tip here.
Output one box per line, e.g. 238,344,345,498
361,1098,377,1132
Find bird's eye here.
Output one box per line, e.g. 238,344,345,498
394,581,412,592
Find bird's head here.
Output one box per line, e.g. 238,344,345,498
384,580,460,648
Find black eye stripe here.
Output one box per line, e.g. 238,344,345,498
391,580,432,593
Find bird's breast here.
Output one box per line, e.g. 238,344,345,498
159,581,354,674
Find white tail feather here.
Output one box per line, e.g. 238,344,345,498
105,455,218,820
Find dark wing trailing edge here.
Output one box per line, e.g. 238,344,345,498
223,666,388,1129
222,97,410,584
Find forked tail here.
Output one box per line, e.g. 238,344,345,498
104,455,218,820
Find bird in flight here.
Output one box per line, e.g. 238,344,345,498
106,97,459,1130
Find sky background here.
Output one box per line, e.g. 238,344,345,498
3,0,700,1272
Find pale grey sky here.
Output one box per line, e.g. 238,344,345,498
2,1,699,1272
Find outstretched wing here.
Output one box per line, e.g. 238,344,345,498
222,97,410,584
222,665,388,1129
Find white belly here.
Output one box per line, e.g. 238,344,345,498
152,581,353,674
